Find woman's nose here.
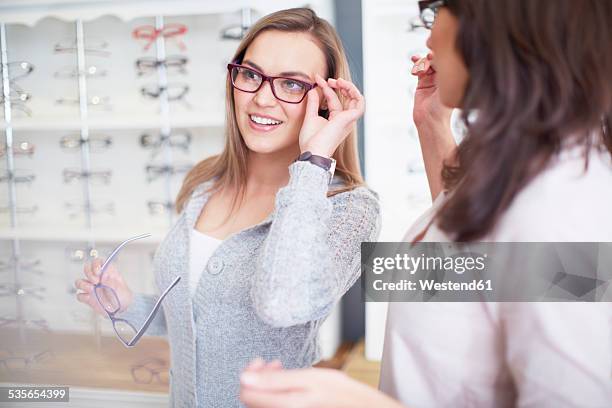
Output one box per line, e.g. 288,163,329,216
426,34,432,50
253,81,277,107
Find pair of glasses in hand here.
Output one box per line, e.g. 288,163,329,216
93,233,180,347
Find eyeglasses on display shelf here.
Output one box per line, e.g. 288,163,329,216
220,25,248,41
132,23,188,51
147,200,174,216
0,205,38,215
135,56,188,76
62,168,112,185
54,65,107,79
64,201,115,218
0,141,35,157
0,284,45,300
0,257,41,273
60,134,113,152
93,233,181,347
228,63,317,104
131,357,169,384
140,83,190,102
0,317,49,332
145,163,192,182
54,38,110,57
0,87,31,104
56,95,111,109
0,169,35,184
0,61,34,81
220,8,255,40
140,131,191,152
0,350,53,371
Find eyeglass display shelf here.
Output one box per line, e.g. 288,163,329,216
0,226,168,244
0,115,224,132
0,0,333,27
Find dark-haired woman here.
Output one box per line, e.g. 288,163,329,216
239,0,612,406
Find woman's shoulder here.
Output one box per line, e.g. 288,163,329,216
180,178,217,215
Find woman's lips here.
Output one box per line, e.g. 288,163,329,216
247,115,283,133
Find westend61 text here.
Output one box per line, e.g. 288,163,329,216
373,279,493,292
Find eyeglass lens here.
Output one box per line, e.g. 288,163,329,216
230,66,310,103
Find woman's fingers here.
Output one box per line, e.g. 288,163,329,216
75,278,94,293
340,78,365,113
76,292,91,304
265,360,283,370
411,56,430,75
327,78,365,117
336,78,361,99
315,74,342,113
245,358,266,372
84,258,103,282
92,258,103,277
305,88,321,119
328,78,364,105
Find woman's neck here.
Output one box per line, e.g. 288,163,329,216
245,145,300,194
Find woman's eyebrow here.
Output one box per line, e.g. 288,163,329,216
243,59,312,81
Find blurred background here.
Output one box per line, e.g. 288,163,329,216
0,0,447,405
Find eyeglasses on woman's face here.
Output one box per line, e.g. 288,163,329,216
227,63,317,104
418,0,449,29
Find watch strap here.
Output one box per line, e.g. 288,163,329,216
297,151,336,183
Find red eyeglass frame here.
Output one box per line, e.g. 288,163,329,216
227,63,317,104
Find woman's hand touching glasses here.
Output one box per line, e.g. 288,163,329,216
298,74,365,158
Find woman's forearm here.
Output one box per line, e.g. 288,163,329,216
415,121,457,201
251,161,380,328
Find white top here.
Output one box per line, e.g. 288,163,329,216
379,145,612,407
189,229,223,298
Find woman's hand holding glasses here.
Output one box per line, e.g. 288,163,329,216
298,74,365,158
410,52,452,128
75,258,134,315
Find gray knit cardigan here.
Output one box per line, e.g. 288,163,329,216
120,161,381,407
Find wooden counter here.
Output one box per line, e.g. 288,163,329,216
1,330,381,395
1,329,169,394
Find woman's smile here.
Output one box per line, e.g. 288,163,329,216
247,113,285,133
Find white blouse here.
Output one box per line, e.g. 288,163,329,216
189,228,223,298
379,145,612,407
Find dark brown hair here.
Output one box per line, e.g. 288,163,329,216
436,0,612,241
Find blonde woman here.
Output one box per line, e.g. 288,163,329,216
74,8,380,407
239,0,612,407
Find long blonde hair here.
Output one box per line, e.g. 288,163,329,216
176,7,364,213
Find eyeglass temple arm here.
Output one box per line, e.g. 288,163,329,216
126,276,181,347
98,233,152,280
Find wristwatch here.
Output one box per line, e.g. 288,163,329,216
296,151,336,184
